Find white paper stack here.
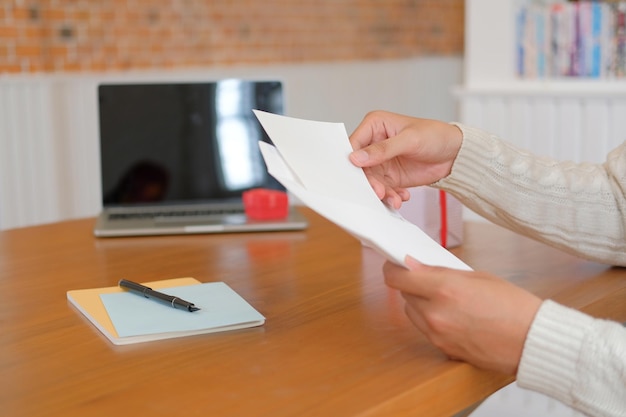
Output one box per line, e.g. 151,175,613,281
254,110,471,271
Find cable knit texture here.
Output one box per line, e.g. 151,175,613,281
439,124,626,266
436,124,626,417
519,300,626,417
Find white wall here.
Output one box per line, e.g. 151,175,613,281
0,57,463,229
464,0,518,87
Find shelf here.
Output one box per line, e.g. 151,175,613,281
463,0,626,96
454,79,626,98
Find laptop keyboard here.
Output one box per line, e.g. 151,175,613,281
108,207,244,220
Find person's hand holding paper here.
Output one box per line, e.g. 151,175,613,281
253,110,470,271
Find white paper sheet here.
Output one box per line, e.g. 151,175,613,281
254,110,471,271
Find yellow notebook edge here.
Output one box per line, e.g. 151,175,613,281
67,277,202,345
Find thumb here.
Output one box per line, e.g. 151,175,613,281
404,255,423,270
349,137,400,168
349,146,376,167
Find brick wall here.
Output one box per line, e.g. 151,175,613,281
0,0,463,74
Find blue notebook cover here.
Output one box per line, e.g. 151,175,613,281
98,282,265,345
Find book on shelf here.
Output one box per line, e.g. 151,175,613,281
516,1,626,79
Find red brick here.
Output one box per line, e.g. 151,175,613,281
1,0,464,73
15,44,42,58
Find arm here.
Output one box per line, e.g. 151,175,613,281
437,124,626,266
349,112,626,266
351,112,626,415
518,301,626,417
408,126,626,413
385,258,626,417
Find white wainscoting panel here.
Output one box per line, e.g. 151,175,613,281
0,57,463,230
457,89,626,164
0,78,60,228
0,77,101,229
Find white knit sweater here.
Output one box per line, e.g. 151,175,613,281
436,124,626,417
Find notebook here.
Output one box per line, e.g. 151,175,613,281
93,80,308,237
67,277,265,345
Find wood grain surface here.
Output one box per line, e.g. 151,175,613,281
1,208,624,417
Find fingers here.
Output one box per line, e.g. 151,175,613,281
362,171,406,207
349,110,463,208
383,258,442,297
373,184,410,210
385,194,403,210
404,255,423,270
384,256,477,298
361,175,385,200
349,110,401,150
349,111,414,168
349,133,414,169
403,299,430,334
397,188,411,201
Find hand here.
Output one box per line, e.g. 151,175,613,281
384,256,542,375
349,111,463,209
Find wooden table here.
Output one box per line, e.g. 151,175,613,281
1,209,624,417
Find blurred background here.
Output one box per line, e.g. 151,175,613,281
0,0,463,73
0,0,465,229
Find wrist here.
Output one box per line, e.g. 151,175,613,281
443,123,463,176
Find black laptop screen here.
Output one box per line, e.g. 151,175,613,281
98,80,284,207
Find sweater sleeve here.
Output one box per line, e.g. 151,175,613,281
436,124,626,266
517,300,626,417
436,125,626,416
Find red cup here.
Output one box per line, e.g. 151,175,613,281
242,188,289,220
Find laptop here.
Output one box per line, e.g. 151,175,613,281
93,80,308,237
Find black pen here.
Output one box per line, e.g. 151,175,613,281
118,279,200,312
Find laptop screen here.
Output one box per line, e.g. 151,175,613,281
98,80,284,208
